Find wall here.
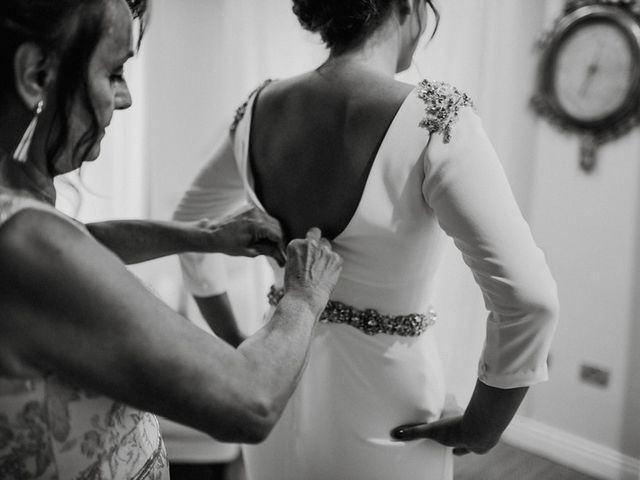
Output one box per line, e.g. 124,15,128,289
519,0,640,465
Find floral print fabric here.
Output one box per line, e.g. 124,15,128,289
0,193,169,480
0,377,168,480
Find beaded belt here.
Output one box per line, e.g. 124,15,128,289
267,286,436,337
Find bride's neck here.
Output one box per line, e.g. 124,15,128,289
321,24,403,78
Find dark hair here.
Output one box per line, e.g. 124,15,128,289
0,0,149,173
292,0,439,53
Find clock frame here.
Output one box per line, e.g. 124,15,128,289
531,1,640,171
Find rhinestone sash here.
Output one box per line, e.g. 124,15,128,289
267,286,436,337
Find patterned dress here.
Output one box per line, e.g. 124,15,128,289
0,191,169,480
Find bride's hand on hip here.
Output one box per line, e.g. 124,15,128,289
284,228,343,312
390,405,496,456
392,381,525,456
197,206,287,265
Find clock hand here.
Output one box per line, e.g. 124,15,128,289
579,40,605,97
579,62,599,97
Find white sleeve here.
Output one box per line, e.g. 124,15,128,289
173,133,249,297
422,107,559,388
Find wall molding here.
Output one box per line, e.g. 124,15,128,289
503,415,639,480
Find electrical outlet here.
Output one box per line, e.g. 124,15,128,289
580,364,610,388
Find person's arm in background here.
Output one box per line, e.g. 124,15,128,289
392,103,559,454
0,210,341,444
172,133,260,346
86,207,286,266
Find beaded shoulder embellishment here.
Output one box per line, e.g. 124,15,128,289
230,79,273,133
417,79,474,144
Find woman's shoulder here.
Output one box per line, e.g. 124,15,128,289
0,189,52,220
255,73,413,107
0,206,88,276
252,75,418,127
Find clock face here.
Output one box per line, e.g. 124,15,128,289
553,20,634,122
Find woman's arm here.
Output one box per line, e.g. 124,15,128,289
86,207,286,266
0,210,340,443
392,381,527,454
393,102,558,452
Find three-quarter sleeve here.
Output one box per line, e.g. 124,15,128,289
422,106,559,388
173,134,249,297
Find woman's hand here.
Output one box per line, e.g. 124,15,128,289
391,394,485,456
283,228,343,312
391,415,490,456
198,206,286,266
391,381,528,456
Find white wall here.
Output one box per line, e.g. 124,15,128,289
524,0,640,460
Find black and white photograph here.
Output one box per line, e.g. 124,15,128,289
0,1,638,479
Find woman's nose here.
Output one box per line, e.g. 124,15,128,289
115,81,133,110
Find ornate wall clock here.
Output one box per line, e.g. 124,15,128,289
531,0,640,172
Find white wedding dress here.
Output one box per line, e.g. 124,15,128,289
174,79,558,480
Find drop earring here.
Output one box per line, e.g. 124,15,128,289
13,99,44,163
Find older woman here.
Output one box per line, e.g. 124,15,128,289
0,1,342,479
175,0,559,478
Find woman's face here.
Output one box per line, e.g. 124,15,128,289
55,0,134,174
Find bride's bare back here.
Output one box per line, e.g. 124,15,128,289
249,71,414,240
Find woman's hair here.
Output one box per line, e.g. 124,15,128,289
0,0,149,173
292,0,439,53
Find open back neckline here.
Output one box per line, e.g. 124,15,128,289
237,82,418,242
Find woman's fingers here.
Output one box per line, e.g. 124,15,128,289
390,422,437,442
251,220,287,265
306,227,321,242
252,241,287,266
284,228,342,306
220,206,287,264
391,416,464,446
390,416,495,456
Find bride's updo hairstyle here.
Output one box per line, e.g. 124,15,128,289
292,0,439,53
0,0,148,170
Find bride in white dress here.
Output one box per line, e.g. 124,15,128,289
174,1,559,478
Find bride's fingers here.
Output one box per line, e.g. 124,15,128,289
391,416,463,445
390,423,431,441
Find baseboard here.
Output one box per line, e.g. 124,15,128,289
502,415,639,480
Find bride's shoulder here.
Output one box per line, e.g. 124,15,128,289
415,79,475,144
229,76,309,133
230,79,275,133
